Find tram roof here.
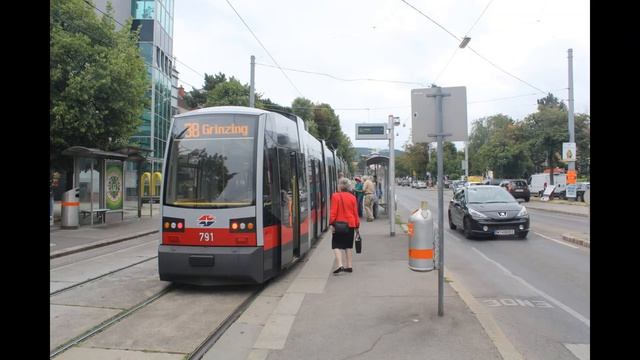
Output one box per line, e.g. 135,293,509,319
174,106,270,118
366,155,389,166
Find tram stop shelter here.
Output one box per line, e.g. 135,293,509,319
366,154,390,217
62,146,150,225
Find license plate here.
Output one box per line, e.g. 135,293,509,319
515,189,523,192
495,229,515,235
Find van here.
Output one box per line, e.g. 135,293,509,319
528,173,567,197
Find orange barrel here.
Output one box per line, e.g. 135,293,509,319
408,203,434,272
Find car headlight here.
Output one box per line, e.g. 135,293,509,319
517,206,528,217
469,208,488,219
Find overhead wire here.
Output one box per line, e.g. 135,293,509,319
224,0,304,97
255,62,427,87
400,0,548,95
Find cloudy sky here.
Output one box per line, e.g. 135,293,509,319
172,0,589,151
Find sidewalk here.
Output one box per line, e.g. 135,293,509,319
50,216,160,259
203,217,509,360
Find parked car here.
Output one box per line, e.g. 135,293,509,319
416,180,427,189
448,185,530,239
451,180,465,194
499,179,530,202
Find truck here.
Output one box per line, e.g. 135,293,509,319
528,173,567,197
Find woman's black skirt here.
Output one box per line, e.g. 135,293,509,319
332,228,355,249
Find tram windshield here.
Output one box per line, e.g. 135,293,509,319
164,114,257,208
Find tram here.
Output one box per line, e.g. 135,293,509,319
158,106,347,285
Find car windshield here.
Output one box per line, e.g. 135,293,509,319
467,186,517,203
513,180,527,187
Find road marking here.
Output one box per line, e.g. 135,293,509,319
534,232,579,249
564,343,590,360
446,267,524,360
482,298,553,308
472,247,590,328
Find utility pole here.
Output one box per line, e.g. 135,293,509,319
567,48,576,199
427,87,450,317
249,55,255,107
389,115,399,236
464,141,469,178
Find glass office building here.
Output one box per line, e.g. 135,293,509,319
93,0,176,202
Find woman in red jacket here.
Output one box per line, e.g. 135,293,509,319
329,178,360,274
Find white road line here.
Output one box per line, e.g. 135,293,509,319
534,232,579,249
471,247,590,328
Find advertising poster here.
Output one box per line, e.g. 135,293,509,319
106,162,123,210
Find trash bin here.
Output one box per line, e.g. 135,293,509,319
61,188,79,229
408,201,434,272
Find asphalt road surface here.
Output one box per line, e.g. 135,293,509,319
394,185,590,360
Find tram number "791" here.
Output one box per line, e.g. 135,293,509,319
199,232,214,242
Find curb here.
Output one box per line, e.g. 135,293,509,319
524,205,588,218
562,234,590,248
50,229,159,259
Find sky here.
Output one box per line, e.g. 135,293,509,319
172,0,590,151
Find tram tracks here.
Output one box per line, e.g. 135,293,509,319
50,256,158,296
50,284,174,358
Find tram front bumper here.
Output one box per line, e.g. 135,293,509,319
158,245,264,285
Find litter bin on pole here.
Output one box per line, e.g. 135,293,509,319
61,188,79,229
408,201,435,272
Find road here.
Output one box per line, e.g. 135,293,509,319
395,185,590,360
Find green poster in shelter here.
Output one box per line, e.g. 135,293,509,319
106,162,123,210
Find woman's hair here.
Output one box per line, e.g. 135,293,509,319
338,177,351,192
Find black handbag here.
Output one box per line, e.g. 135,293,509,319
355,230,362,253
333,194,350,234
334,221,349,234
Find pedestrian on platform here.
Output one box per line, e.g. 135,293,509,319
362,175,376,222
329,177,360,274
354,176,364,217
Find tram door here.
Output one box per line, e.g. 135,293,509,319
310,159,318,239
277,148,297,267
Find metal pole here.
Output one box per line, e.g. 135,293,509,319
567,48,576,199
389,115,396,236
435,87,445,316
249,55,256,107
464,141,469,178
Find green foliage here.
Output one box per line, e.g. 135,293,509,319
465,94,590,179
184,72,226,109
205,77,252,107
50,0,148,164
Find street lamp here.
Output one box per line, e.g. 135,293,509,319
459,36,471,48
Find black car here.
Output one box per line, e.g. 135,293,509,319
448,185,530,239
499,179,530,202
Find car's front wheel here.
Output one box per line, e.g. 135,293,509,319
448,212,457,230
525,197,530,202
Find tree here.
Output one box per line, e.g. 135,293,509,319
523,106,568,184
50,0,148,166
536,93,567,111
184,72,226,109
205,77,252,107
291,97,319,137
574,113,590,179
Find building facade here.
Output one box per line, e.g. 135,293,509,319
93,0,176,202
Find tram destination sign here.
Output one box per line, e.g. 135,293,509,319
356,123,388,140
